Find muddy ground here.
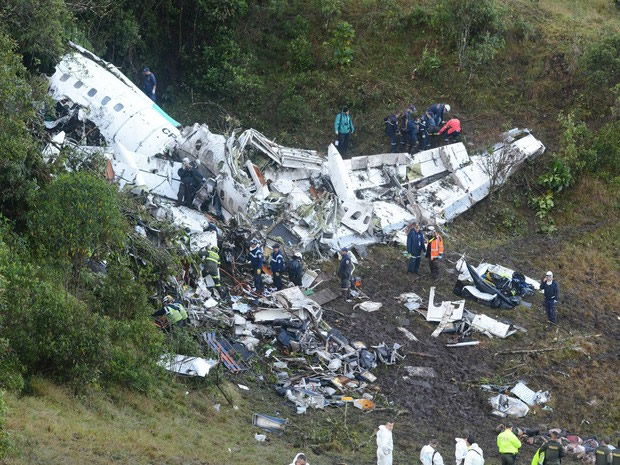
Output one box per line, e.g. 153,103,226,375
289,187,620,464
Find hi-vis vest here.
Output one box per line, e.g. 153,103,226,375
165,303,188,324
429,235,444,260
206,248,220,265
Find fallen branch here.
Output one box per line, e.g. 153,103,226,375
494,346,570,356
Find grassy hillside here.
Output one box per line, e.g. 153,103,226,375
0,0,618,464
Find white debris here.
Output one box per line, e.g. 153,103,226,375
511,382,550,406
397,292,423,312
489,394,530,418
470,314,516,339
159,355,218,377
427,287,464,322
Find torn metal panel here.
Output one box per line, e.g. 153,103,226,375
340,199,373,234
327,144,355,200
49,43,180,156
190,231,218,252
470,314,516,339
159,355,218,377
245,160,270,199
253,413,288,433
511,382,550,406
309,288,339,306
237,128,323,170
373,201,416,234
427,287,464,322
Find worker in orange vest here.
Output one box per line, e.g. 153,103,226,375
425,226,444,279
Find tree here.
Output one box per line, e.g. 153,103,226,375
434,0,505,71
31,172,126,280
0,31,47,224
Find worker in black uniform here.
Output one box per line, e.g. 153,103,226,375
177,158,205,207
384,112,400,153
269,243,286,291
539,431,565,465
248,238,264,294
288,252,304,287
338,247,354,301
595,438,612,465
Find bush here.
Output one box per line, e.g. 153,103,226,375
580,34,620,115
278,94,310,127
591,121,620,180
30,172,126,279
417,45,442,78
434,0,505,70
288,36,313,71
325,21,355,68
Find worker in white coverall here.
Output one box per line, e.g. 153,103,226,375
463,436,485,465
377,422,394,465
455,433,470,465
421,439,445,465
288,453,308,465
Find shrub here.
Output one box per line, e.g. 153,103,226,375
417,45,442,78
288,36,313,71
325,21,355,68
433,0,505,70
580,33,620,115
30,172,126,280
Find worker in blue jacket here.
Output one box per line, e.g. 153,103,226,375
269,243,286,291
334,107,355,155
419,113,432,150
406,223,426,274
384,112,400,152
248,239,264,293
427,103,451,127
540,271,559,324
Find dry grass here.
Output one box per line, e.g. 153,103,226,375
3,378,317,465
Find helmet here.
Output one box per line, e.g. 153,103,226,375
294,252,302,259
272,243,280,249
445,104,451,113
427,225,436,232
163,295,174,304
546,271,553,277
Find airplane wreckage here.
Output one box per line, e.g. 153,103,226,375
46,42,546,256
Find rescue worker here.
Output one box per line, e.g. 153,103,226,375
288,252,304,287
539,431,565,465
334,106,355,155
406,112,420,153
611,443,620,465
497,423,522,465
455,432,471,465
419,112,433,150
143,67,157,102
407,223,426,274
288,453,308,465
202,244,221,289
540,271,559,324
426,226,444,279
248,239,264,293
151,295,188,330
338,247,354,301
595,438,612,465
269,243,286,291
421,439,445,465
177,158,205,207
463,436,484,465
427,103,451,127
384,112,400,152
377,422,394,465
439,117,461,144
